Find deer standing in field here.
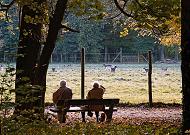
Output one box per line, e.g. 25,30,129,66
111,66,117,72
103,64,112,68
161,67,168,71
143,67,149,73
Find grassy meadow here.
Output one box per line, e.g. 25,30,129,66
46,63,181,104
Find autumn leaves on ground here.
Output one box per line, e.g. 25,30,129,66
44,104,181,134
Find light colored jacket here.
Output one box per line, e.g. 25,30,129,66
86,87,105,111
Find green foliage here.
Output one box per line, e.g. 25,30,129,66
1,121,180,135
0,64,15,108
68,0,105,19
0,64,15,134
55,16,157,59
1,113,48,134
120,0,181,45
0,0,19,62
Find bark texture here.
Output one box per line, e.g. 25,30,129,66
181,0,190,132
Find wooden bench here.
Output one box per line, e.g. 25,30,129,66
50,98,119,123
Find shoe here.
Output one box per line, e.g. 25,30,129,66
87,111,93,117
99,113,106,122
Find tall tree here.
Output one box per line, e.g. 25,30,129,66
8,0,104,115
181,0,190,132
14,0,70,114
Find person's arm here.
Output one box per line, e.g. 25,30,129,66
100,85,106,93
86,91,91,99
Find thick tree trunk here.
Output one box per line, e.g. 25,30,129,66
33,0,69,111
15,0,69,115
182,0,190,132
15,5,42,113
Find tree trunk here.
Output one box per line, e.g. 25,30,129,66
174,45,179,61
33,0,69,112
104,46,108,63
15,5,42,113
160,45,165,61
182,0,190,132
15,0,69,116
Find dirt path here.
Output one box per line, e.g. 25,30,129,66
46,106,182,126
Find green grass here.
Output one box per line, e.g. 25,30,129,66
46,64,181,104
4,121,181,135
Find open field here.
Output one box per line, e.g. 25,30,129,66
46,63,181,104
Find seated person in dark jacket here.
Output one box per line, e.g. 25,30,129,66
86,82,106,122
53,80,73,122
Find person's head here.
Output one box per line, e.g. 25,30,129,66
60,80,66,87
93,82,99,88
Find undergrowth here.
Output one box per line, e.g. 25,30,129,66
2,120,180,135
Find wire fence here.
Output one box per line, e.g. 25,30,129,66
49,52,177,64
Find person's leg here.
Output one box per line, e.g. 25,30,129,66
81,112,86,122
87,111,93,117
58,111,66,123
99,112,106,122
95,111,99,122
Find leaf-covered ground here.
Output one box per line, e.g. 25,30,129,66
46,106,182,127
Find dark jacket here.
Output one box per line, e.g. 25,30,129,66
53,86,72,104
86,87,105,111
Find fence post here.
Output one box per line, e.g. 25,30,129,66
60,54,63,63
81,48,85,99
148,50,153,107
120,47,123,63
137,52,140,63
104,46,108,63
50,54,53,63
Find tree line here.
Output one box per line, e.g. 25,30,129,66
0,12,179,63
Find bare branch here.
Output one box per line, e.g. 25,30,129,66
0,0,16,21
134,0,143,8
108,1,127,19
0,0,16,11
113,0,133,17
60,24,80,33
108,12,122,19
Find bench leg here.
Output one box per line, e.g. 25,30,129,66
95,111,99,122
81,112,85,122
105,111,113,122
58,111,66,123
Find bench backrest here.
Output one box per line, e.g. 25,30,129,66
56,99,119,106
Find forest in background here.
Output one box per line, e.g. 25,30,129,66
0,5,180,63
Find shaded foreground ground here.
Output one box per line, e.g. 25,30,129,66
46,106,182,127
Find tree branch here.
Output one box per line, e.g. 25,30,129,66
60,24,80,33
134,0,143,8
0,0,16,20
108,1,127,19
113,0,133,17
133,0,160,18
0,0,16,11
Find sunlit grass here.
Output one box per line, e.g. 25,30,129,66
46,64,182,104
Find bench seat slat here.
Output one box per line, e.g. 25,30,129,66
50,106,117,113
